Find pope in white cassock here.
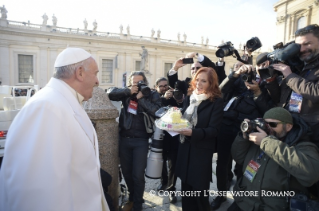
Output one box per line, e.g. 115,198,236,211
0,48,110,211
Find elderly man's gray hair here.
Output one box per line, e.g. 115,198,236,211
53,57,91,79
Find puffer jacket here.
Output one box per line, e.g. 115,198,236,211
107,87,161,132
231,115,319,211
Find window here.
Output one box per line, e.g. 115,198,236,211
164,63,173,75
18,54,34,83
297,17,306,30
135,61,141,71
101,59,113,83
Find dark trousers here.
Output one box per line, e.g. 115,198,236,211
119,137,149,210
216,123,240,191
181,181,210,211
161,149,178,191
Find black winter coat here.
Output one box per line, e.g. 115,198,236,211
107,87,161,132
175,96,223,190
220,72,275,127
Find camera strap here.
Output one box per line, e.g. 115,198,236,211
234,50,249,64
142,112,155,134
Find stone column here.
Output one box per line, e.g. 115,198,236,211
84,87,119,210
39,46,48,88
0,43,9,84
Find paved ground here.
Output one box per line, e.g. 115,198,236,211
111,101,235,211
119,154,235,211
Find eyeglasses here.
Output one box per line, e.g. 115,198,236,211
158,85,168,88
191,67,201,71
266,121,284,128
295,24,319,36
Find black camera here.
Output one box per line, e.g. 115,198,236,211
173,81,184,101
241,71,255,83
246,37,262,52
216,41,235,58
258,41,303,80
240,118,270,134
137,80,151,97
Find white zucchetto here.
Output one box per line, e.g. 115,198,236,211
54,48,91,68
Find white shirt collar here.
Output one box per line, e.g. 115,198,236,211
58,79,85,104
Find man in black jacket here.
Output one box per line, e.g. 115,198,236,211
211,53,275,210
167,52,226,96
107,71,161,211
154,77,182,203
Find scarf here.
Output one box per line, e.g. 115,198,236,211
180,92,208,143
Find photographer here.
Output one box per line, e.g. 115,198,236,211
167,52,226,96
211,52,275,210
107,71,161,211
264,24,319,147
154,77,182,203
228,107,319,211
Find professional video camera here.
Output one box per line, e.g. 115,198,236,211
240,118,270,134
246,37,262,52
137,80,151,97
258,41,304,80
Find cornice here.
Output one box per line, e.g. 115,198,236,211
0,27,217,54
273,0,293,11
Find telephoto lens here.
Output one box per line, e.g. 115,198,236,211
145,107,170,179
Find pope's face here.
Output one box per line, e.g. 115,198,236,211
82,58,99,101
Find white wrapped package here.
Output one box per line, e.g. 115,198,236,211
155,107,191,131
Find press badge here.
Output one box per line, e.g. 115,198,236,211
128,100,138,115
244,160,261,182
288,91,302,113
224,97,236,111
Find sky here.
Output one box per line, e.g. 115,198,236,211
2,0,279,51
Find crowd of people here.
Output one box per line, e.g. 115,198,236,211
110,24,319,211
0,24,319,211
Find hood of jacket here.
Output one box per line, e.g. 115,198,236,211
285,114,312,146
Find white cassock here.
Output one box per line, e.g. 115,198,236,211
0,78,110,211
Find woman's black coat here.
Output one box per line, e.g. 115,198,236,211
175,96,224,190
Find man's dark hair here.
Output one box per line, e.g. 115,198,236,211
155,77,167,86
295,24,319,40
128,71,149,87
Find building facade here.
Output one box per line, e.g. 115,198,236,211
274,0,319,44
0,6,253,90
